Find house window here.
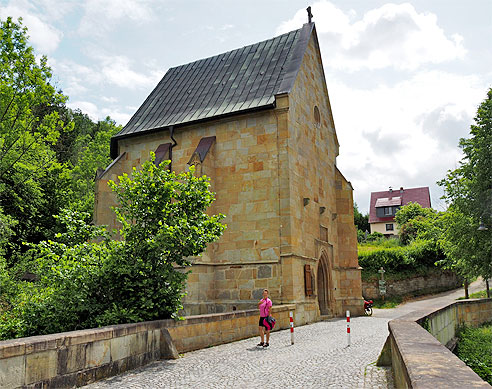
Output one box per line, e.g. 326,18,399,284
384,207,391,215
386,224,394,231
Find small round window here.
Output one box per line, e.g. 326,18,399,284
314,106,321,128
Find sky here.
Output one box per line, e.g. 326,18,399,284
1,0,491,214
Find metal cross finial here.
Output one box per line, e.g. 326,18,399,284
307,6,313,23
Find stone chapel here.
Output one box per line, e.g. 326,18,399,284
94,22,364,323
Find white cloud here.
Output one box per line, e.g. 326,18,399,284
102,109,131,126
53,60,102,96
0,0,63,54
55,54,162,93
330,70,486,212
77,0,154,37
101,96,118,103
99,55,162,90
277,1,466,71
68,100,99,120
29,0,75,21
68,100,131,125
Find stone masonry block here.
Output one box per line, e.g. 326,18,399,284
129,332,148,356
25,350,57,384
85,340,110,368
110,336,130,362
57,344,86,375
0,355,25,389
258,265,272,279
260,248,277,260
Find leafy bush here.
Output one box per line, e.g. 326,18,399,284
365,232,384,242
358,239,443,273
357,231,386,244
456,323,492,384
0,157,226,340
395,202,439,245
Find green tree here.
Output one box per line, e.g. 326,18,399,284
395,202,437,245
438,88,492,282
102,156,226,323
354,202,370,232
0,19,119,261
0,17,69,260
57,111,120,215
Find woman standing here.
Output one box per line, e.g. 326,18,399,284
258,289,272,348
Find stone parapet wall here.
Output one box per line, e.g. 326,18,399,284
0,304,296,388
377,299,492,388
167,304,296,353
417,298,492,347
362,269,462,299
0,321,166,389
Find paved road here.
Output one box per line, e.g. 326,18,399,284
86,279,487,389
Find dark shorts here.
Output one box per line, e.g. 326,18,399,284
259,317,268,329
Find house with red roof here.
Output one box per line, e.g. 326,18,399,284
369,186,431,236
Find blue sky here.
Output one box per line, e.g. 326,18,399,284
1,0,491,213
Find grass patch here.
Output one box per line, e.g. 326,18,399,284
455,323,492,384
358,239,401,255
457,289,489,300
371,296,403,309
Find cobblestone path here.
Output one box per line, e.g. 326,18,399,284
84,279,488,388
86,315,393,389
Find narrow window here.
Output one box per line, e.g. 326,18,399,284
320,225,328,242
386,224,394,231
314,106,321,128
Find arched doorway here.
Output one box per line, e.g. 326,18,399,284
317,251,332,316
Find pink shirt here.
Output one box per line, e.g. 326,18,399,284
259,298,272,317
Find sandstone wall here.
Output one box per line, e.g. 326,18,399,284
283,32,363,316
335,168,363,314
93,29,362,319
96,109,286,313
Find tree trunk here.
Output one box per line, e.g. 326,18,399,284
486,279,490,299
464,279,469,299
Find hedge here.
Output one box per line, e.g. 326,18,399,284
358,239,444,273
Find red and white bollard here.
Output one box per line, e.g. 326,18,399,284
346,310,351,347
290,311,294,345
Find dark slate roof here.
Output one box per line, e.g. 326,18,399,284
369,187,432,224
111,23,314,157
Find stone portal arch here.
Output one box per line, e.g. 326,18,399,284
317,250,333,316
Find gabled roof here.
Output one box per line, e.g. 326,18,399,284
111,23,315,158
369,187,431,224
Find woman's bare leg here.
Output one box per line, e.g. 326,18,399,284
266,330,270,343
259,326,265,343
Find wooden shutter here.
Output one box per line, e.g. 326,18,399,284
305,264,313,296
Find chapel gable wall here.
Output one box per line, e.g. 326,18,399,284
285,33,340,261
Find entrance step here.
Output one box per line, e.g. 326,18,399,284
319,315,333,321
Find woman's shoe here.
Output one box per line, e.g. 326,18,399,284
263,343,269,348
257,342,264,347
